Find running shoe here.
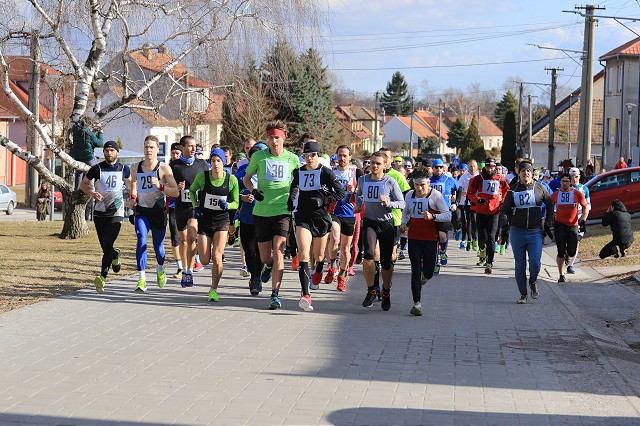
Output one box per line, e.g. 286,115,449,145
356,252,363,264
157,270,167,288
466,240,471,251
530,281,539,299
433,264,440,276
472,240,479,252
249,277,261,296
298,295,313,312
567,266,575,274
348,267,355,276
135,278,147,293
484,263,493,274
174,268,183,279
516,294,527,304
111,248,121,273
207,288,220,302
494,242,500,252
459,241,466,249
454,229,461,241
94,275,105,293
397,250,406,260
268,294,281,310
440,252,448,266
558,274,566,283
410,302,423,316
183,271,194,287
324,268,336,284
421,274,428,286
381,289,391,311
362,288,377,308
499,244,506,255
476,249,486,266
311,271,322,289
260,264,273,283
291,255,299,271
240,265,250,278
193,262,204,273
336,276,347,292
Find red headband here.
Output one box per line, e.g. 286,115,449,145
267,128,286,139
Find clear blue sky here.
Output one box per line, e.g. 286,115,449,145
320,0,640,100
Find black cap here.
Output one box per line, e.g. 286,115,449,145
303,141,321,154
171,143,181,151
484,157,496,166
103,140,119,151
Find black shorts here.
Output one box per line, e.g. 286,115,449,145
296,213,332,238
198,214,230,238
332,215,356,237
436,221,451,233
254,214,291,243
175,205,196,232
554,222,579,258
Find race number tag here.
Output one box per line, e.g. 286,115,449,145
204,194,226,210
431,182,444,194
410,197,429,218
513,190,536,209
181,189,191,203
482,179,500,195
100,171,123,193
362,181,385,202
299,169,322,191
265,159,289,182
556,191,575,205
137,172,157,193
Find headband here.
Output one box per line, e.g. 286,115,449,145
267,128,286,139
413,178,428,184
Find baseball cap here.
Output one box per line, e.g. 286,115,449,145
393,156,403,162
103,140,119,151
569,167,580,176
432,159,444,167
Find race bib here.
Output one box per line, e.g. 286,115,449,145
100,171,122,193
482,179,500,195
265,159,289,182
181,189,191,203
556,191,575,205
431,183,444,194
137,172,157,193
204,194,226,210
363,181,384,202
513,190,536,209
409,197,429,219
299,169,322,191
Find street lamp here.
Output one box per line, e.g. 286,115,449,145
626,103,636,165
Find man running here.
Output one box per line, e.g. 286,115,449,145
457,160,479,251
427,158,457,266
324,145,362,291
167,143,184,278
243,121,300,310
400,169,451,316
80,141,131,293
355,152,405,311
552,172,589,282
130,135,179,292
565,167,591,274
467,158,509,274
171,135,210,287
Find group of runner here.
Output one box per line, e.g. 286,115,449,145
80,120,591,314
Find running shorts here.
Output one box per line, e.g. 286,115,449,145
331,215,356,237
175,205,196,232
254,214,291,243
295,213,332,238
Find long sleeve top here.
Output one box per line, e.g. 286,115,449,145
356,174,405,222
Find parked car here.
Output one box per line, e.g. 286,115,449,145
54,191,63,211
0,184,17,215
585,166,640,219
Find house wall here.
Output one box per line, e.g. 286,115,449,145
532,143,602,171
101,110,152,153
382,118,419,147
481,136,503,150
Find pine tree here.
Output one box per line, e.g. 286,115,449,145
461,117,485,162
501,110,517,170
446,118,467,155
380,71,412,115
494,91,518,130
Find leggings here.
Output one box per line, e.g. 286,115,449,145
362,218,396,270
349,213,361,268
167,208,179,247
135,215,166,271
240,222,262,279
476,213,499,264
599,241,631,259
554,222,578,258
94,217,122,278
408,239,438,303
464,206,477,241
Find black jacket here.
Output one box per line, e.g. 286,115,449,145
501,180,553,230
602,200,634,246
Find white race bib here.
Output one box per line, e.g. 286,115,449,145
363,181,384,202
556,191,575,205
513,190,536,209
204,194,226,210
137,172,157,193
409,197,429,219
181,189,191,203
299,169,322,191
100,171,122,193
482,179,500,195
265,159,289,182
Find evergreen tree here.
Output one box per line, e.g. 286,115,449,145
461,117,485,162
494,91,518,130
446,118,467,155
501,110,517,170
421,136,438,153
380,71,412,115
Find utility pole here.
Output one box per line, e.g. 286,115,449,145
546,67,563,171
527,94,534,160
373,91,379,153
409,97,414,157
517,82,524,156
438,99,443,154
26,30,41,208
575,4,603,168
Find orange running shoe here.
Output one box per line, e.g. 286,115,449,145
324,268,336,284
291,255,299,271
336,275,347,292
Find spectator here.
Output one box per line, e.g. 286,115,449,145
71,116,104,189
614,156,628,169
599,199,634,259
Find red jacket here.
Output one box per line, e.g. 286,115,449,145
468,171,509,215
615,160,628,169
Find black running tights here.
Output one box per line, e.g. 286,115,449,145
240,222,262,279
476,213,499,264
408,239,438,303
94,217,122,278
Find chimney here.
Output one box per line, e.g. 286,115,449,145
158,45,167,54
142,43,153,60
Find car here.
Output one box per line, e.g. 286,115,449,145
0,184,17,215
585,166,640,219
54,191,63,210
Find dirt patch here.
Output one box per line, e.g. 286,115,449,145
579,218,640,267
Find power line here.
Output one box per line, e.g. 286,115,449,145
328,56,578,71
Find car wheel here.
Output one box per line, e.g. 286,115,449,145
6,201,14,215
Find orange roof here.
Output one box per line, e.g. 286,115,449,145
129,51,211,88
413,110,448,139
336,104,376,121
108,84,181,126
600,36,640,60
0,80,52,121
4,56,61,83
477,116,502,137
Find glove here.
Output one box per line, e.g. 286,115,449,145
218,199,228,211
544,223,554,241
194,207,204,219
252,189,264,202
579,219,587,234
128,214,135,225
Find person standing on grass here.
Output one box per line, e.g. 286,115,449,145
80,141,131,293
129,135,179,293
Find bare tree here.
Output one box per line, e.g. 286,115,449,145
0,0,320,238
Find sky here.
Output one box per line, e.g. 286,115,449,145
319,0,640,102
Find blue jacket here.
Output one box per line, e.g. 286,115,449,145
235,163,256,224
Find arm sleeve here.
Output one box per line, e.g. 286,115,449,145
246,152,259,176
86,164,100,181
401,191,412,225
500,190,514,216
288,169,299,209
123,165,131,179
467,176,479,203
432,191,452,222
227,175,239,210
355,176,364,209
387,179,406,210
189,172,205,209
541,184,554,226
324,168,346,202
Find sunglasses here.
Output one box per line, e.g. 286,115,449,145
363,161,371,165
304,152,318,157
434,165,444,169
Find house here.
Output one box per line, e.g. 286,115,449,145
334,104,382,155
529,70,604,169
413,109,453,155
100,44,224,161
382,115,438,157
600,37,640,169
443,114,503,153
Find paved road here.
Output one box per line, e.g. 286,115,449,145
0,243,639,425
0,207,63,222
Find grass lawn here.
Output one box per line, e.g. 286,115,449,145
578,217,640,267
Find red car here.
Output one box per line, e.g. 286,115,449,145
54,191,63,210
585,166,640,219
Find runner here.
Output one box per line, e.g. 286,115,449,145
467,158,509,274
457,160,479,251
167,143,184,278
565,167,591,274
324,145,362,291
189,148,239,301
79,141,131,293
289,141,345,311
243,121,300,310
500,161,553,303
552,172,589,282
170,135,210,287
400,169,450,316
427,158,457,266
355,152,406,311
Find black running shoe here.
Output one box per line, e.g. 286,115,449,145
530,281,539,299
381,289,391,311
356,252,363,264
249,278,261,296
362,289,377,308
558,274,566,283
516,294,527,304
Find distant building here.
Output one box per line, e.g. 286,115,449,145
334,104,382,155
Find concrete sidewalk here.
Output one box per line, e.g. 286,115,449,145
0,244,639,425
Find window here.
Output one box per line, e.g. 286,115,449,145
630,171,640,183
159,142,166,157
0,185,7,194
591,172,629,192
608,118,618,146
190,89,208,113
617,64,623,94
